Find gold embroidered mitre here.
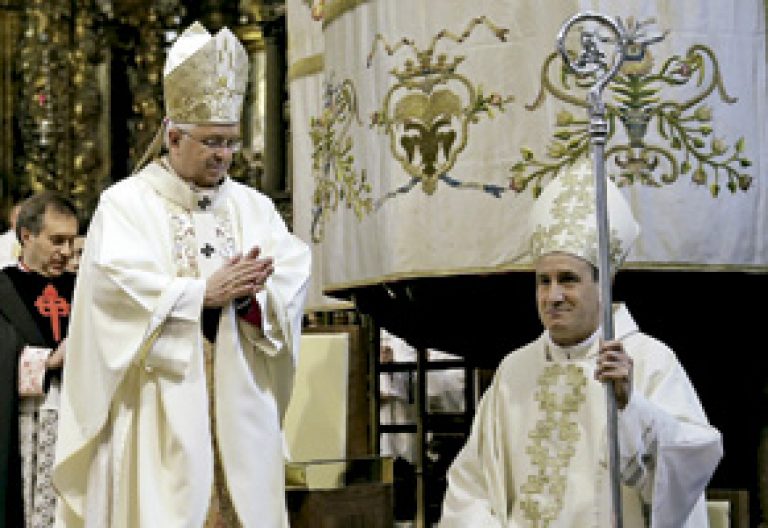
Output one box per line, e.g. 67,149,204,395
528,161,640,270
163,21,248,123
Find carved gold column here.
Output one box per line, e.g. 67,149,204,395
0,2,20,209
18,0,112,215
238,1,292,227
18,0,72,194
126,5,165,171
232,2,267,191
116,2,182,172
70,0,109,214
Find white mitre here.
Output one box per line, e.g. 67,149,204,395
528,160,640,271
163,21,249,123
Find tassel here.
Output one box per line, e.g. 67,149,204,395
131,117,169,175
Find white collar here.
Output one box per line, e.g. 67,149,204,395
139,157,229,214
545,327,600,361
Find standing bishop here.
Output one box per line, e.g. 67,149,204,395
53,22,311,528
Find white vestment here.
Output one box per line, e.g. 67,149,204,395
440,304,722,528
0,229,18,268
19,378,60,528
53,161,311,528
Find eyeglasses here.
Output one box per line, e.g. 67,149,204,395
179,129,242,152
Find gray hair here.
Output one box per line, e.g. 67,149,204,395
163,120,195,149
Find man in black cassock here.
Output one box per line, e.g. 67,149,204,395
0,191,78,528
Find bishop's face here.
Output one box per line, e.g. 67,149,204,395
21,207,78,277
168,124,241,188
535,252,601,346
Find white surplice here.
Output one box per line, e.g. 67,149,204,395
53,160,311,528
440,304,722,528
0,229,19,269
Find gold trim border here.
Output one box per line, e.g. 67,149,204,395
622,262,768,273
323,261,768,295
303,300,356,313
322,0,369,29
324,264,534,295
287,53,325,82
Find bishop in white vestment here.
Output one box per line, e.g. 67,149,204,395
53,22,311,528
439,162,722,527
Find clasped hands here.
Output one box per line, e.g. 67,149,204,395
204,246,274,308
595,339,633,410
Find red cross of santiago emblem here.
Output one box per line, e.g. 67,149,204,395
34,284,70,342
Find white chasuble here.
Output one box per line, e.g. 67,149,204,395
53,161,311,528
440,305,722,528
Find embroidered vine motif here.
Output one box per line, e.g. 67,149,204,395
167,202,238,275
367,16,514,204
302,0,324,21
168,204,200,278
166,202,237,277
519,363,587,526
309,77,372,243
511,17,752,198
303,0,369,25
213,209,237,259
530,163,624,266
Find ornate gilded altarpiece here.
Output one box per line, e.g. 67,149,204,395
0,0,282,224
0,0,20,212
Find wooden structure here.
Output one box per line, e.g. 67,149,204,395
286,318,393,528
286,458,394,528
707,489,749,528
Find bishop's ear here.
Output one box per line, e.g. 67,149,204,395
168,129,182,147
18,226,32,246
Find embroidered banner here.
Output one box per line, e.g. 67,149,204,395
288,0,767,306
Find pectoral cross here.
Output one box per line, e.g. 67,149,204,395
201,243,215,258
35,284,70,342
198,196,212,210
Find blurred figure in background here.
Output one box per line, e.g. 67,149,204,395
380,330,415,464
0,191,78,528
0,199,24,268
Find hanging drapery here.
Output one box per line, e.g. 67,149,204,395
288,0,767,307
287,0,353,311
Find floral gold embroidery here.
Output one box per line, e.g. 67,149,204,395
309,78,372,243
511,17,752,198
213,209,237,258
166,202,237,276
520,363,587,526
168,204,200,278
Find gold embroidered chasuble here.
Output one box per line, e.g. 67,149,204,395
440,304,722,528
53,160,311,528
